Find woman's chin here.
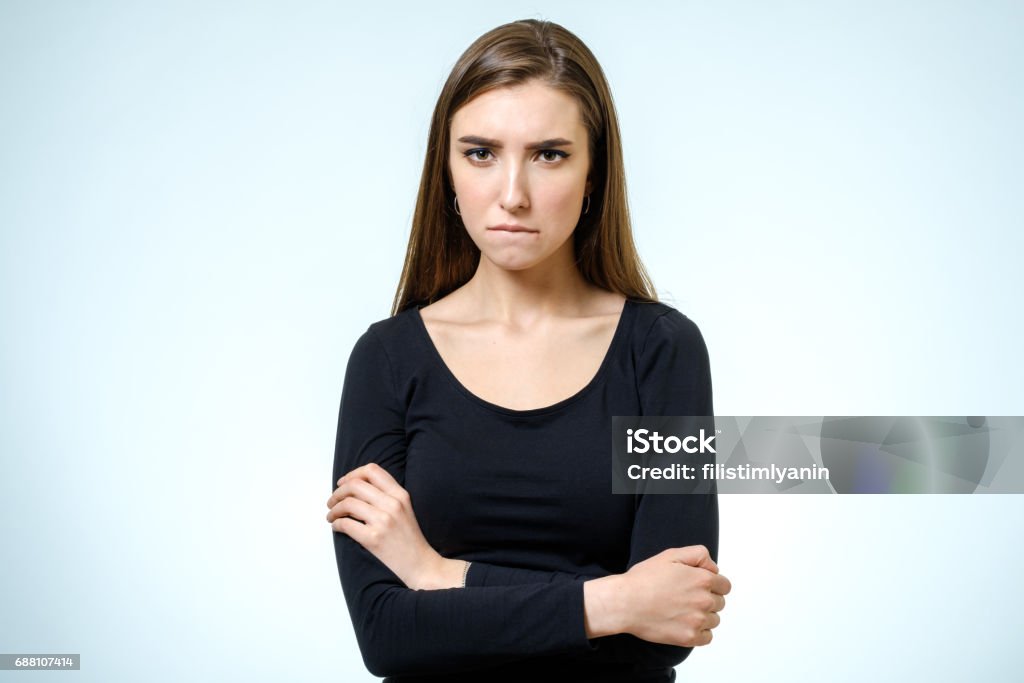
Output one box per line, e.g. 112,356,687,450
480,251,546,272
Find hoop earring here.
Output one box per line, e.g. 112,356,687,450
583,194,591,215
453,196,461,216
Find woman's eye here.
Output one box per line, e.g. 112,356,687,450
540,150,568,162
465,149,492,162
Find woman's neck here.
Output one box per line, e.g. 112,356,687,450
461,255,600,326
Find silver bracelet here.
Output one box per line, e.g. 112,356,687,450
460,560,471,587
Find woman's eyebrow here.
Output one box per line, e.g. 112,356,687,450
456,135,573,150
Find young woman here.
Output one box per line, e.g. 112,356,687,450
325,18,731,682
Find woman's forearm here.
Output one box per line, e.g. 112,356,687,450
420,558,630,638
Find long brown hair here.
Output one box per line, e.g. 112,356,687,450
391,19,658,316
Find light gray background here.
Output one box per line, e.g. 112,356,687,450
2,1,1022,681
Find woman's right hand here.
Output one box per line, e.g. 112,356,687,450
618,545,731,647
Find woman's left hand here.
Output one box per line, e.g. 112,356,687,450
326,463,458,590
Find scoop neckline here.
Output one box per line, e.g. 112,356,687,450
410,298,635,417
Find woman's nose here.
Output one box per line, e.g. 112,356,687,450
499,165,529,211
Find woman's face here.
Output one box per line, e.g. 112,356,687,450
448,80,592,272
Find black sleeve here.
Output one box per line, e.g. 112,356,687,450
331,327,598,678
462,310,718,669
592,309,719,667
465,563,597,586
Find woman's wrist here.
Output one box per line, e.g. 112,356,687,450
412,555,469,590
583,574,631,638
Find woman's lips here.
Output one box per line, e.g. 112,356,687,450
487,224,538,233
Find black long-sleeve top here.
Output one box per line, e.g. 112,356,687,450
331,298,717,682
